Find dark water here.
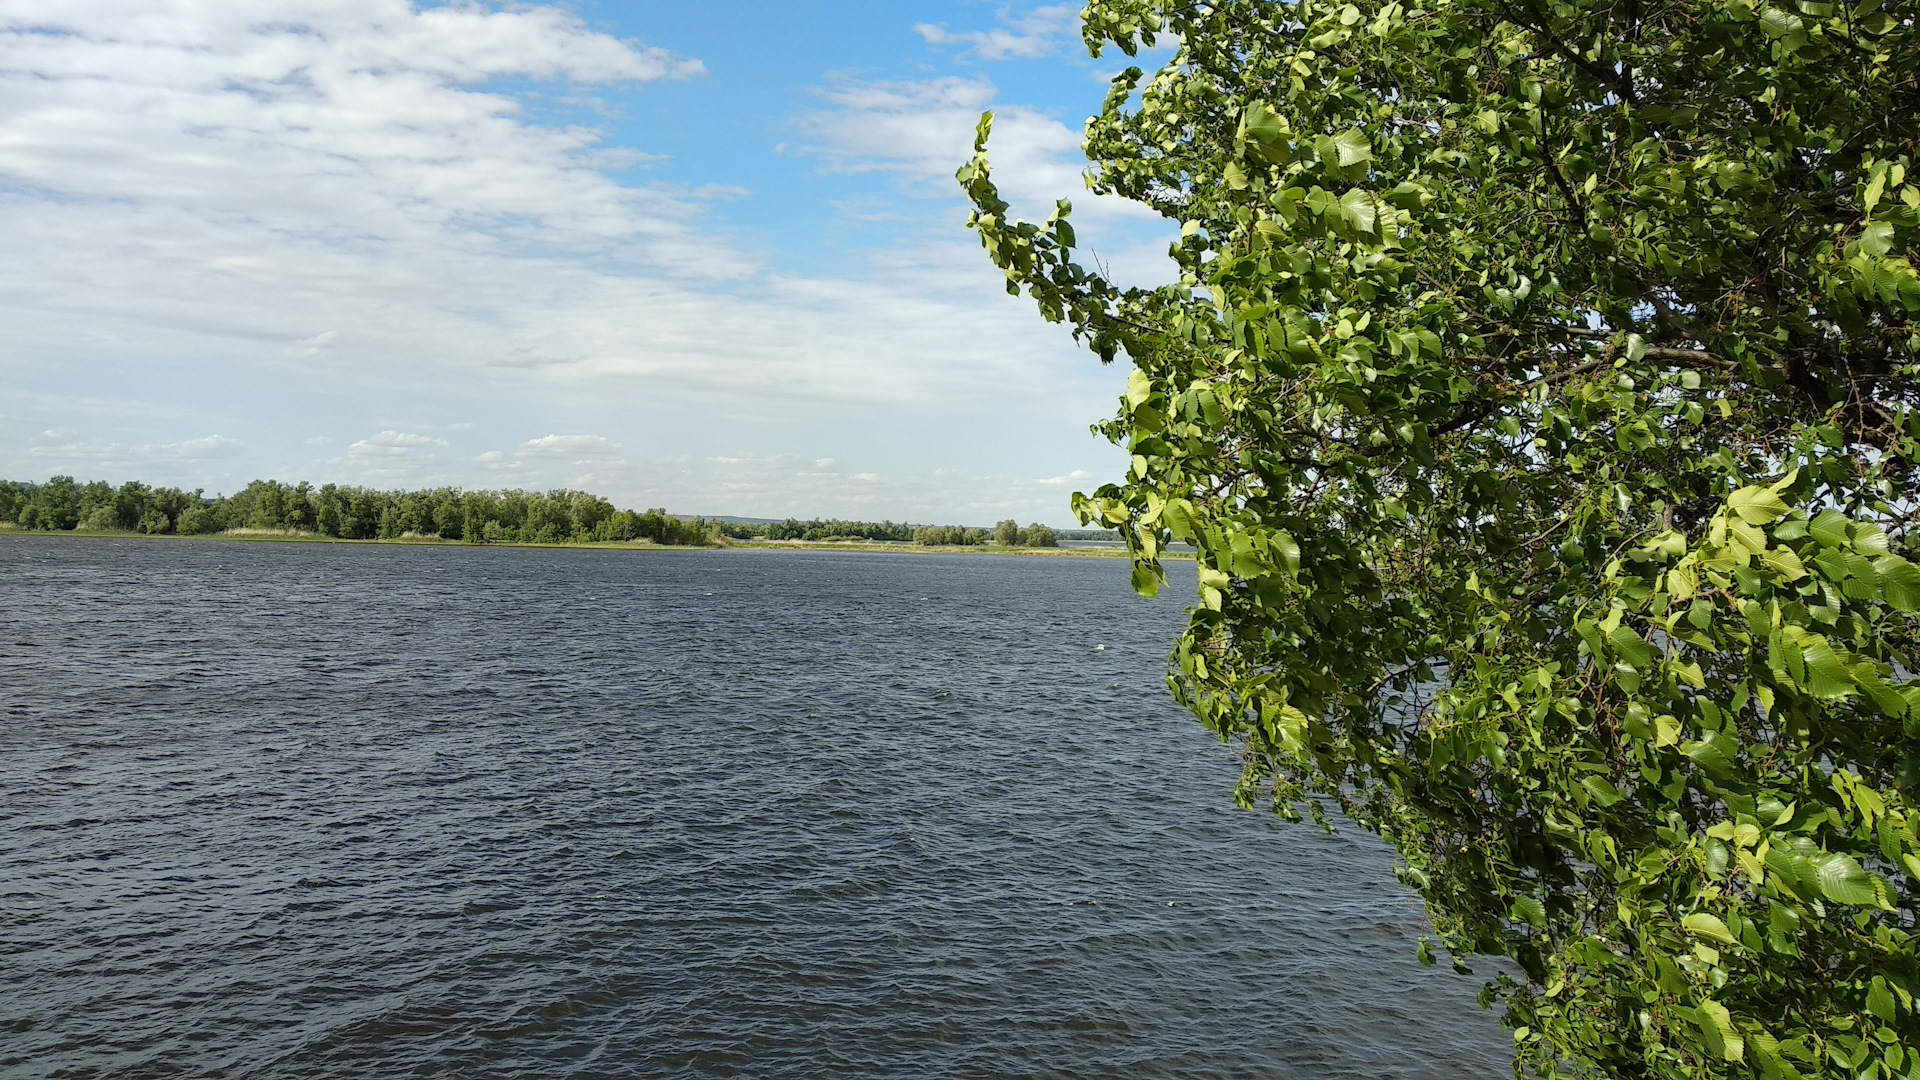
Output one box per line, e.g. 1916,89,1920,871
0,537,1510,1078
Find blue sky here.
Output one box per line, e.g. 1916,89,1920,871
0,1,1179,523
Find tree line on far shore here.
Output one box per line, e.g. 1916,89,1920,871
719,517,1075,547
0,476,715,545
0,477,1103,549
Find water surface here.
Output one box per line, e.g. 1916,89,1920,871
1,538,1510,1077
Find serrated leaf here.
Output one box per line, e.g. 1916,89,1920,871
1859,221,1895,257
1728,485,1792,525
1809,510,1850,548
1683,911,1738,945
1330,128,1373,168
1581,774,1624,807
1867,977,1898,1022
1760,546,1807,580
1271,530,1301,574
1126,368,1153,407
1800,638,1855,700
1239,101,1290,164
1873,556,1920,611
1858,674,1910,719
1655,713,1682,747
1610,625,1653,669
1852,522,1890,555
1685,730,1739,778
1759,5,1804,37
1338,188,1377,233
1809,850,1880,906
1695,999,1745,1062
1510,894,1546,928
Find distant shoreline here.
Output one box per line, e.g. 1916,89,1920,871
0,526,1191,560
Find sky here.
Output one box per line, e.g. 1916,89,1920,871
0,0,1181,524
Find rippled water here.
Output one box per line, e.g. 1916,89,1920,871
1,537,1510,1078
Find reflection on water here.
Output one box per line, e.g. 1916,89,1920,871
0,538,1510,1078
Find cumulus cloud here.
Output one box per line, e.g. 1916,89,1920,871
353,430,449,450
27,428,242,472
155,435,244,459
795,74,1171,262
286,332,339,359
914,5,1080,62
0,1,707,253
518,434,621,456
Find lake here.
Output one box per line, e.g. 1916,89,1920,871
1,537,1510,1078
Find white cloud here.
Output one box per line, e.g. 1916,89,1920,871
156,435,243,459
795,74,1177,292
304,436,333,447
287,331,339,358
518,433,620,456
356,430,448,449
914,5,1080,62
26,428,242,471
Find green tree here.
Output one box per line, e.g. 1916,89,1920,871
175,504,217,535
1023,523,1059,548
995,518,1022,545
963,1,1920,1076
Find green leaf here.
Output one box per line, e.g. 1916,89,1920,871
1695,999,1745,1062
1859,221,1896,257
1510,895,1546,928
1271,531,1301,574
1808,510,1850,548
1655,713,1683,747
1761,546,1807,580
1728,485,1792,525
1239,102,1290,165
1580,774,1624,807
1683,912,1739,945
1610,625,1653,669
1809,850,1880,907
1874,556,1920,611
1800,638,1855,700
1330,128,1373,168
1684,731,1739,778
1851,522,1890,556
1338,188,1377,233
1867,977,1898,1022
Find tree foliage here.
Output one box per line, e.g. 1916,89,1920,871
734,518,918,542
962,0,1920,1075
0,477,716,546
